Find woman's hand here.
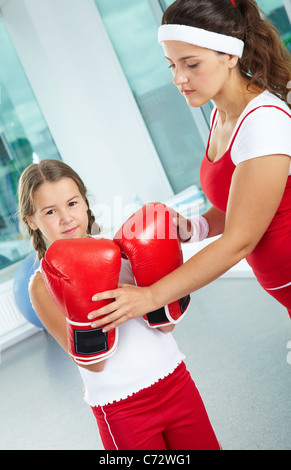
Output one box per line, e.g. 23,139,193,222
168,207,193,242
88,284,157,332
87,206,192,332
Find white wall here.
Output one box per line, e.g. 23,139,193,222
1,0,173,229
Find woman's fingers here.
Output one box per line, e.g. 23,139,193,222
88,284,155,331
168,208,193,241
91,307,133,331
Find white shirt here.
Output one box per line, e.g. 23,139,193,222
211,90,291,174
78,245,185,407
32,237,185,407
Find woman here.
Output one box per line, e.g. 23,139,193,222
88,0,291,331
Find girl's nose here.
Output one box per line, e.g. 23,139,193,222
60,209,73,224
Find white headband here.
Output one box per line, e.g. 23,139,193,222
158,24,244,58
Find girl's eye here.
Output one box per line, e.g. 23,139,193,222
46,209,55,215
68,201,77,207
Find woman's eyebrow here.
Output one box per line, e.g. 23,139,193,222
165,55,200,61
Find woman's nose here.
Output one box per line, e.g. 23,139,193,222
173,70,189,87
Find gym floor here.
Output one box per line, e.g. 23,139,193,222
1,277,291,450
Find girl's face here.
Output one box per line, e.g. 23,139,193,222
27,177,89,244
162,40,238,107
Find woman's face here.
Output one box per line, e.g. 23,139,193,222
162,40,238,107
27,177,89,245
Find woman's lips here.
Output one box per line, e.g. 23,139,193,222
182,89,195,96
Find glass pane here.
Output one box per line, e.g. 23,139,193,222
0,21,61,270
159,0,173,10
258,0,291,51
94,0,207,194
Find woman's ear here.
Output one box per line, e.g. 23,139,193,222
228,54,239,69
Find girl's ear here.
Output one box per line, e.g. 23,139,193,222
26,216,38,231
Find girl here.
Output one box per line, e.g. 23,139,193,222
88,0,291,331
17,159,220,450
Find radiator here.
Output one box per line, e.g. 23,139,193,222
0,279,38,351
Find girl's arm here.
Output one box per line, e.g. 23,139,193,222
29,272,106,372
88,154,290,331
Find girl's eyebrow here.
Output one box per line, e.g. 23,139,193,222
40,205,54,213
40,195,80,212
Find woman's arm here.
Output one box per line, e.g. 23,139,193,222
202,205,226,238
29,272,106,372
89,154,290,331
166,204,225,242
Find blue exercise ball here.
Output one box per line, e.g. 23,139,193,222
13,253,44,329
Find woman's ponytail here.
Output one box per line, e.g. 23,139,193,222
236,0,291,105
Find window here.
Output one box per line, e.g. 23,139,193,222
94,0,210,195
0,21,61,271
258,0,291,51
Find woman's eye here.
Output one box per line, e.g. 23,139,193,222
188,63,198,68
46,209,55,215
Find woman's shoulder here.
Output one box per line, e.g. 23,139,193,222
244,90,291,117
235,91,291,137
231,91,291,165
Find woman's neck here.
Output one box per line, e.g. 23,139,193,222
213,73,264,124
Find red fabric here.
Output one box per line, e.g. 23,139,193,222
264,285,291,319
91,362,220,450
200,106,291,313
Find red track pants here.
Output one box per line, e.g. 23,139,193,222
91,362,220,450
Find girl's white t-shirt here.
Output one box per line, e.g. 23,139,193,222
78,243,185,407
32,236,185,407
211,90,291,174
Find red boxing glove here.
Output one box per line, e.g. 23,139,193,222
41,237,120,364
114,203,190,328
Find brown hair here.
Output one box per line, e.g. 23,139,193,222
18,159,97,260
162,0,291,107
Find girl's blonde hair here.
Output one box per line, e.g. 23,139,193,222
18,159,97,260
162,0,291,107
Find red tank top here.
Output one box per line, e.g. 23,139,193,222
200,105,291,289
